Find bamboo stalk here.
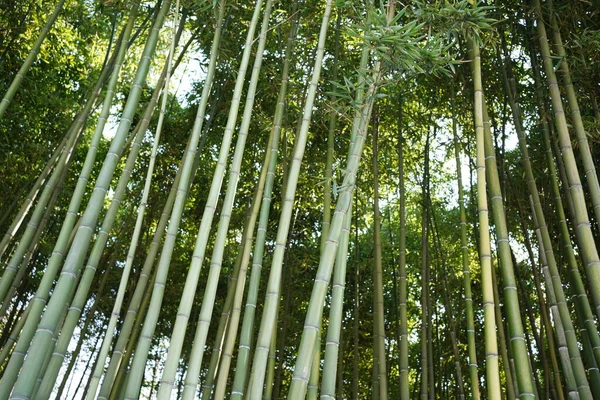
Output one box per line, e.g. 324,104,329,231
469,36,502,400
452,97,481,400
0,0,66,119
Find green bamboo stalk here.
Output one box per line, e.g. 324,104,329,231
420,131,430,400
229,6,298,397
532,0,600,324
469,37,502,400
321,12,341,253
372,115,388,400
481,97,537,398
396,93,410,400
452,100,481,400
153,2,267,399
0,0,66,119
247,1,334,397
307,320,323,400
8,1,172,397
263,324,278,400
490,259,516,400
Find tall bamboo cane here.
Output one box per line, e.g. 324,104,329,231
469,36,502,400
0,0,66,120
372,113,388,400
397,91,410,400
452,97,481,400
420,131,430,400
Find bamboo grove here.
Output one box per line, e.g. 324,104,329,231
0,0,599,398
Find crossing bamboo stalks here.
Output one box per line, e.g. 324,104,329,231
286,2,394,397
497,17,593,397
178,3,273,398
532,0,600,323
529,199,582,399
118,0,225,396
7,1,172,397
211,13,292,400
230,6,298,398
95,29,215,400
200,209,251,399
481,97,537,398
523,34,600,377
0,156,69,320
247,1,334,398
0,131,66,262
152,2,268,398
547,4,600,236
49,252,113,399
0,5,132,377
84,4,181,398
